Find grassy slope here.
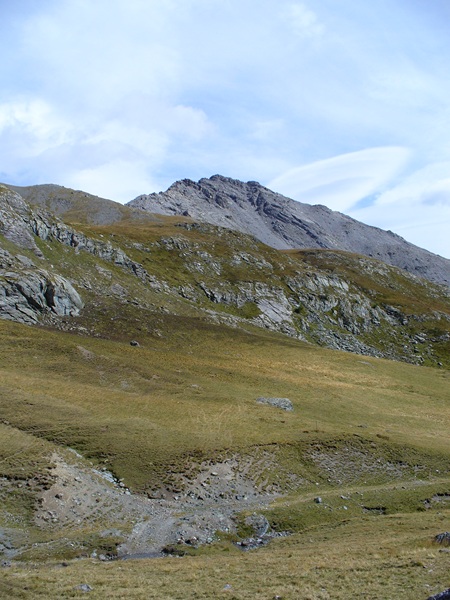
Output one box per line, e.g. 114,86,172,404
4,183,159,226
92,221,450,365
1,318,449,486
1,196,449,597
0,315,449,598
2,511,449,599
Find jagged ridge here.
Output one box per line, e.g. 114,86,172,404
128,175,450,288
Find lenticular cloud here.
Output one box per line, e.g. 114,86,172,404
268,146,411,212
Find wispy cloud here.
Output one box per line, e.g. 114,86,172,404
0,98,70,153
349,163,450,258
268,147,411,213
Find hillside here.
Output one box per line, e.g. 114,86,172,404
0,183,449,599
6,182,160,226
128,175,450,288
1,183,449,367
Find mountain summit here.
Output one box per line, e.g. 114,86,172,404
128,175,450,288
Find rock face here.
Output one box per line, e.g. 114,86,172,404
0,184,45,256
427,589,450,600
128,175,450,288
0,251,83,324
0,186,84,323
0,184,149,283
0,185,151,324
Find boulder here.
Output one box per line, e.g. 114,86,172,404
256,397,293,411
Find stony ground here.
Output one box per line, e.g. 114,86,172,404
30,451,280,560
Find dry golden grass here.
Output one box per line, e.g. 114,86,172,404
0,297,449,598
0,318,449,488
1,510,449,599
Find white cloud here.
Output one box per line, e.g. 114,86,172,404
0,93,213,199
374,163,450,208
164,105,213,140
282,3,325,38
0,98,70,155
65,159,159,201
349,162,450,258
268,147,411,212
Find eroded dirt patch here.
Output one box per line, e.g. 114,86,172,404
32,450,282,559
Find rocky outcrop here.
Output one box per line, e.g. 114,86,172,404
434,532,450,546
128,175,450,288
196,272,407,360
32,217,150,283
0,184,45,256
143,232,450,365
0,186,153,324
0,249,83,324
0,184,152,282
427,589,450,600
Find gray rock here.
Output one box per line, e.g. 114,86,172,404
43,274,84,316
244,513,270,537
111,283,127,296
0,185,43,255
73,583,93,592
435,532,450,546
0,186,157,327
0,268,83,324
256,397,293,411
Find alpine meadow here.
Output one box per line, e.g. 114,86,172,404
0,178,449,600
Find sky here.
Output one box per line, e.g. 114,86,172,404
1,0,450,258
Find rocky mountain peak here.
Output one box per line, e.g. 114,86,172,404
128,176,450,288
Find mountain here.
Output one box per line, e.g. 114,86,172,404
128,174,450,288
7,182,159,226
1,182,449,367
0,182,450,598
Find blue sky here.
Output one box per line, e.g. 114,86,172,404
1,0,449,258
